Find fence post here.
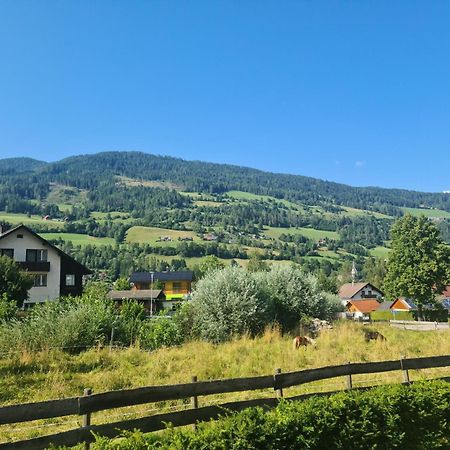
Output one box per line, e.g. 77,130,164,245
400,357,410,384
274,368,283,399
346,361,353,389
191,375,199,430
81,388,92,449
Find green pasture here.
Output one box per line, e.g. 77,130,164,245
90,211,132,221
264,226,339,241
0,212,65,228
401,207,450,218
38,232,115,246
369,246,390,258
341,206,393,219
126,226,199,244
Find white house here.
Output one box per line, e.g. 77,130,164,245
0,224,91,306
338,282,384,306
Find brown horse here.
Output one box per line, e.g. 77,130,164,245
364,330,386,342
293,336,316,349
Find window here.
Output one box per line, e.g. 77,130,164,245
0,249,14,258
26,249,48,262
33,274,47,287
17,234,23,239
172,282,182,292
65,274,76,286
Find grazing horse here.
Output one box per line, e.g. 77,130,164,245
364,330,386,342
293,336,316,349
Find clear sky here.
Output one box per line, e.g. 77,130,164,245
1,1,449,192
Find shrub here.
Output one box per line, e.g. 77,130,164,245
139,315,184,350
89,381,450,449
191,266,270,342
191,266,342,341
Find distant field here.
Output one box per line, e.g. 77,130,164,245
126,226,198,244
0,212,65,228
369,246,390,258
264,226,339,241
117,176,183,191
227,190,296,208
39,232,115,246
341,206,392,219
194,200,223,207
401,207,450,219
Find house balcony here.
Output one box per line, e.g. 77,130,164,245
18,261,51,272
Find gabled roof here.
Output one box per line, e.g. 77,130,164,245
0,224,92,274
347,299,381,313
338,282,383,299
391,297,417,310
130,271,194,283
107,289,164,300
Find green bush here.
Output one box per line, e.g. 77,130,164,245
191,266,342,342
138,315,184,351
88,381,450,449
371,310,414,321
412,309,448,322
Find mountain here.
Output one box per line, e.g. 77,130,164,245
1,151,448,214
0,157,48,175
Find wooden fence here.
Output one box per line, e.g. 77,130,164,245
1,354,449,449
390,320,450,331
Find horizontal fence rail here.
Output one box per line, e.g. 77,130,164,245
1,354,449,449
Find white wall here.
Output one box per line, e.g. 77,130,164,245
0,230,61,303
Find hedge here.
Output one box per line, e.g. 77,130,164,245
371,310,413,321
88,381,450,449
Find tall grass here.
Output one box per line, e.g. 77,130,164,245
1,322,449,443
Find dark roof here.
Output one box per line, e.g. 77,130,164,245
107,289,164,300
0,224,92,274
130,271,194,283
377,301,394,311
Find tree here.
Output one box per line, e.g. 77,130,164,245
0,255,33,307
362,257,387,291
114,277,131,290
198,255,225,277
384,215,450,318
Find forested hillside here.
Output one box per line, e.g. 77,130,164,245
0,151,449,280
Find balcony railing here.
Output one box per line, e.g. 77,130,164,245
18,261,51,272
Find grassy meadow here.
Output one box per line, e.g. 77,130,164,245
125,226,199,244
401,206,450,219
264,225,339,241
1,322,449,443
0,212,65,228
38,233,115,247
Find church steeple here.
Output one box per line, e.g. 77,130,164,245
351,261,358,286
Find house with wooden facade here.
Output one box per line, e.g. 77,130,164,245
107,289,166,315
0,224,91,306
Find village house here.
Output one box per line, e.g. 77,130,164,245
338,282,384,306
346,299,381,320
0,224,91,306
107,289,166,315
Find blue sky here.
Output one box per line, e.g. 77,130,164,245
1,1,449,193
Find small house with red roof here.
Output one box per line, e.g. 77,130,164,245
347,299,382,320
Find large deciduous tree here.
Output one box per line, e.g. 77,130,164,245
0,255,32,307
384,215,450,318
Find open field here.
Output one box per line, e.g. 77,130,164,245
0,322,449,443
264,226,339,241
90,211,133,222
369,246,390,258
126,226,199,244
401,206,450,219
117,176,184,191
39,232,115,247
0,212,65,228
341,206,393,219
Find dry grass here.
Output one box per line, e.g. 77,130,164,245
1,321,449,443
